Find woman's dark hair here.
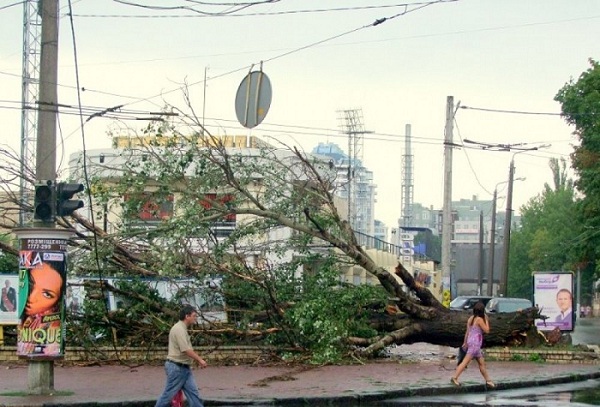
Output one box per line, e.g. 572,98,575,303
473,301,485,318
179,304,197,321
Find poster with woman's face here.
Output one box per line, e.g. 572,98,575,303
533,272,574,332
17,239,67,358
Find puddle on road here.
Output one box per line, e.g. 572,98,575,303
519,383,600,406
572,384,600,405
508,383,600,406
373,379,600,406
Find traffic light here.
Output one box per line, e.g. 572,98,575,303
33,180,55,222
56,182,85,216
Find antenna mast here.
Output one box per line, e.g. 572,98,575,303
20,0,42,225
401,124,413,227
338,109,369,232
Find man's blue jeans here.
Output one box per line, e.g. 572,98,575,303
155,361,204,407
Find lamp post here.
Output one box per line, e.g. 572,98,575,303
486,180,508,296
499,145,549,296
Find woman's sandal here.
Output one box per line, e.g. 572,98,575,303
451,377,461,386
486,381,496,389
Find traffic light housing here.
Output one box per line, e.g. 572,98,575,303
56,182,85,216
33,180,56,222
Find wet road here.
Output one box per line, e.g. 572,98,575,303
378,318,600,407
572,317,600,346
379,379,600,406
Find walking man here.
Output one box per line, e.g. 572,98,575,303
155,304,208,407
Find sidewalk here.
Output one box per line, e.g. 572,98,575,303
1,353,599,406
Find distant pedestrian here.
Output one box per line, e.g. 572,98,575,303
155,305,208,407
451,302,495,388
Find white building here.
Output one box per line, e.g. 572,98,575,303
311,142,377,236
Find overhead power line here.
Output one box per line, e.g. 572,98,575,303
0,1,23,12
461,105,562,116
72,1,456,18
52,0,456,116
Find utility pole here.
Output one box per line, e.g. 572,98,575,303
14,0,72,396
487,189,498,296
35,0,58,182
499,146,547,296
461,139,549,297
478,211,484,295
499,160,515,297
442,96,454,304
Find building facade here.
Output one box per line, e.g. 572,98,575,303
311,142,377,236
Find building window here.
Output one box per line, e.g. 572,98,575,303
123,192,174,228
200,194,236,237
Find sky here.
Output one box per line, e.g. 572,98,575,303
0,0,599,230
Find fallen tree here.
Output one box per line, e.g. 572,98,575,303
0,108,542,361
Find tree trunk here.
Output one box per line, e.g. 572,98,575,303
350,307,538,356
348,263,540,356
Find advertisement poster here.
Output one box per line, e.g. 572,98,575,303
17,238,68,358
533,272,574,332
0,274,19,324
66,279,86,315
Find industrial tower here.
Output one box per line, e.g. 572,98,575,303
20,0,42,225
400,124,413,227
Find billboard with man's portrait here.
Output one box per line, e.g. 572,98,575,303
533,272,574,331
0,274,19,325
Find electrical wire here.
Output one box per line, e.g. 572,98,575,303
57,0,455,116
0,1,24,11
73,1,455,18
113,0,281,16
453,117,493,197
461,105,563,116
66,0,121,359
3,1,454,129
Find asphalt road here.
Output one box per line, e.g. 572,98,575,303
381,379,600,406
572,317,600,346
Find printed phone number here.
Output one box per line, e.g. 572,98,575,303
25,243,67,251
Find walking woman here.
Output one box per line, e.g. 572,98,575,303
451,301,495,388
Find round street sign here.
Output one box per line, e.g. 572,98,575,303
235,70,272,129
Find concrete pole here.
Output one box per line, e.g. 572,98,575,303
35,0,59,181
499,145,548,296
487,189,497,296
29,0,59,394
500,160,515,297
442,96,454,303
478,211,484,295
577,267,582,320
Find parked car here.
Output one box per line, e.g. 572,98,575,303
485,297,532,313
449,296,493,311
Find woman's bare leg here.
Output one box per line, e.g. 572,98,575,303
453,354,473,381
475,356,492,382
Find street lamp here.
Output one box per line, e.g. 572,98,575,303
486,180,508,296
499,145,550,296
486,177,526,296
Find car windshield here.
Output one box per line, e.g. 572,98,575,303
486,298,532,313
499,300,531,312
449,297,468,308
